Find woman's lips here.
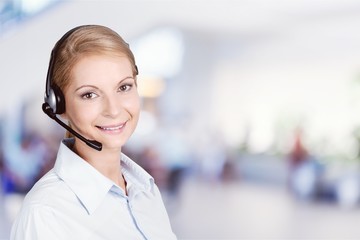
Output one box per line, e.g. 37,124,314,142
96,122,126,132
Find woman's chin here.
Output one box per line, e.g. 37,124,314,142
101,140,126,151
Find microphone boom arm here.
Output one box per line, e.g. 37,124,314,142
42,103,102,151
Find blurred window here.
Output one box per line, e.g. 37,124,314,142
132,27,184,78
0,0,60,35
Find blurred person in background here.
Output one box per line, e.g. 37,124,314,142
11,25,176,240
0,102,52,196
288,126,322,200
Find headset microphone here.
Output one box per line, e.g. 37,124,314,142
42,103,102,151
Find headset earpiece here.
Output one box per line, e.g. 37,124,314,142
46,84,65,114
44,52,66,115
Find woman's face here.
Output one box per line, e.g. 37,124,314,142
63,54,140,151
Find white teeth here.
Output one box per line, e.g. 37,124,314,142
100,125,123,131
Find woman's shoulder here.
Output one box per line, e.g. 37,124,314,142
22,169,67,208
10,169,77,240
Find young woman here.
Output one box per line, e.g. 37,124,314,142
11,25,177,240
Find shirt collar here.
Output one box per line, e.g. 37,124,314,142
54,139,154,214
121,153,155,194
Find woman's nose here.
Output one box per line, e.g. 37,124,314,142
102,94,120,117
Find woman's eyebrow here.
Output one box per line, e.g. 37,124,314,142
75,84,99,92
75,76,134,92
117,76,134,84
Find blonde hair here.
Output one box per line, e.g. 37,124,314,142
52,25,137,92
50,25,138,138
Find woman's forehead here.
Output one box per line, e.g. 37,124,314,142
70,55,132,84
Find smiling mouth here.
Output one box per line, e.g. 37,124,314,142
96,123,126,131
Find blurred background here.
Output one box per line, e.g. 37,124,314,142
1,0,360,239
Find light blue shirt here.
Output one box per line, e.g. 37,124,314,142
10,139,177,240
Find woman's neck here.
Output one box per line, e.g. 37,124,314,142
73,141,126,190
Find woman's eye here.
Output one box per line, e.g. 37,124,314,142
119,84,133,92
81,92,97,99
